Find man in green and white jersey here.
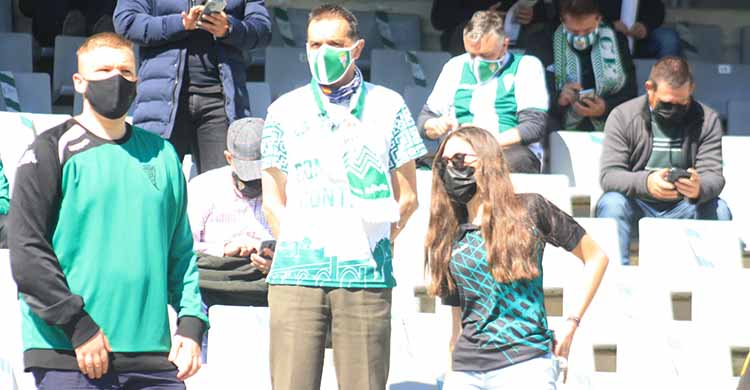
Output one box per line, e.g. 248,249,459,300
419,10,549,173
261,5,426,390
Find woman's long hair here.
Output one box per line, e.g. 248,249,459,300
425,127,539,297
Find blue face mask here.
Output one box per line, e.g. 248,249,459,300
565,27,599,51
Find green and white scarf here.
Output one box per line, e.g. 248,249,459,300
311,80,400,224
554,23,626,131
0,72,21,112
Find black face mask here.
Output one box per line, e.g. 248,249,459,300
653,100,690,128
440,164,477,205
232,172,262,199
84,74,137,119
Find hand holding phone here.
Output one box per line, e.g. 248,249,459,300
578,88,595,101
202,0,226,15
666,168,691,183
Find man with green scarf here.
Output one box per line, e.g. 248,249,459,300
419,10,549,173
260,4,426,390
551,0,636,132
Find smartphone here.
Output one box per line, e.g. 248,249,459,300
202,0,226,15
578,88,595,101
667,167,691,183
260,240,276,258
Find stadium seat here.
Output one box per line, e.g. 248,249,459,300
16,73,51,114
720,136,750,250
742,26,750,65
1,73,52,114
548,131,604,215
403,86,440,158
246,81,272,119
370,50,451,94
248,7,309,67
389,310,452,387
391,169,432,315
633,58,656,95
52,36,86,101
0,0,11,33
264,47,310,101
402,85,429,121
355,11,422,67
635,59,750,119
0,112,70,190
510,173,572,215
676,23,725,63
728,100,750,136
542,217,621,295
638,218,744,269
0,250,35,390
0,33,33,73
205,306,272,388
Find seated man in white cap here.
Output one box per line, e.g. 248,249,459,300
187,117,274,308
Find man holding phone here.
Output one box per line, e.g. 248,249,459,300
596,57,731,265
420,10,550,173
551,0,636,132
114,0,272,175
188,117,274,308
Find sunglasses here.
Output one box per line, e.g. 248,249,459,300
438,153,478,170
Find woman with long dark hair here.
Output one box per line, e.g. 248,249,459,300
426,127,608,388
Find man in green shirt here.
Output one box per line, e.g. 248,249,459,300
9,32,207,389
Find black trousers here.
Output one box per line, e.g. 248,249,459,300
170,92,229,174
0,213,7,249
504,144,541,174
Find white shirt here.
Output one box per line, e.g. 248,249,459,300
187,166,272,256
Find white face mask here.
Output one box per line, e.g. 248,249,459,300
307,43,358,85
471,56,504,83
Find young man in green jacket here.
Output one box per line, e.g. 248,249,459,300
8,32,207,389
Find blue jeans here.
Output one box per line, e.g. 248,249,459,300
31,369,184,390
442,353,560,390
641,26,682,58
595,192,732,265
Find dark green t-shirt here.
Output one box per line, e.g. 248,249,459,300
646,118,687,170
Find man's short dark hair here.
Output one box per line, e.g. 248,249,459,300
649,56,694,89
307,4,360,41
559,0,600,18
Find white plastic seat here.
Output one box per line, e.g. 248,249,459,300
264,47,310,101
246,81,272,119
6,73,52,114
206,305,272,389
548,131,604,215
370,49,451,93
0,33,33,72
721,135,750,249
511,173,572,215
638,218,744,269
52,36,86,101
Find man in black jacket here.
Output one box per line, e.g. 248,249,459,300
431,0,550,55
599,0,681,58
595,57,731,265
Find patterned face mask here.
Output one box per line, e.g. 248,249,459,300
471,56,504,84
307,43,357,85
565,27,599,51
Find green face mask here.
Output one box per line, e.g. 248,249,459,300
565,27,599,51
307,43,356,85
471,56,504,84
